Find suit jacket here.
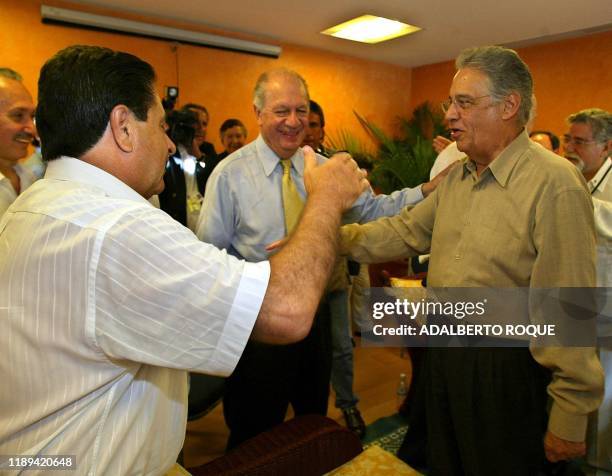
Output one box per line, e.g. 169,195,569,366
158,154,207,227
199,141,217,160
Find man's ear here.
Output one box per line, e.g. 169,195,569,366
253,104,263,125
501,92,521,121
109,105,134,153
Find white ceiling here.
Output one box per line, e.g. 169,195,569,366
64,0,612,67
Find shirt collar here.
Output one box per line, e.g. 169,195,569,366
172,145,200,163
462,130,530,187
255,134,304,177
0,163,25,180
588,156,611,191
44,156,150,205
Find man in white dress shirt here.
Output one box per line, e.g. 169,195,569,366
0,45,368,476
0,68,37,216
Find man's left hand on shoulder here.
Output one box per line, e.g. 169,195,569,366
421,161,459,197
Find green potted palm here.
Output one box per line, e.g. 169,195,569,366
327,102,447,194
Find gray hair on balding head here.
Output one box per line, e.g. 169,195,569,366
253,68,310,110
567,108,612,143
456,46,533,126
0,68,23,81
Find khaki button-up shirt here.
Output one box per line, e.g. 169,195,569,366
340,131,604,441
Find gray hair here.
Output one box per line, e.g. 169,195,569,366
456,46,533,126
253,68,309,110
567,108,612,143
0,68,23,81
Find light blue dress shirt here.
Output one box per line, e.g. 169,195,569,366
196,134,424,261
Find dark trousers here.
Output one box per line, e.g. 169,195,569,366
426,347,551,476
223,299,332,450
397,348,428,469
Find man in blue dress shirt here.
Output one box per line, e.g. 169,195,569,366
196,68,442,449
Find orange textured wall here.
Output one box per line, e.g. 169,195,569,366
410,31,612,140
0,0,412,152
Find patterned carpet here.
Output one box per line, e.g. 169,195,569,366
362,413,409,455
361,415,612,476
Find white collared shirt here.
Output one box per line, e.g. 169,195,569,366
0,157,269,475
174,145,203,233
429,141,466,180
588,157,611,287
0,162,38,217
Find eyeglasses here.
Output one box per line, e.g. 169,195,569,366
441,95,491,113
562,135,601,147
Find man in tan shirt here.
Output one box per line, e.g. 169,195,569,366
341,46,604,475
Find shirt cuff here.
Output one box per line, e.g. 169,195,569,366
207,260,270,376
547,402,588,442
415,184,425,201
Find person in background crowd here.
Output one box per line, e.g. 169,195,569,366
182,103,217,159
158,108,206,232
0,68,36,216
181,103,220,193
302,98,366,437
303,100,329,156
218,118,247,160
530,130,560,153
564,108,611,472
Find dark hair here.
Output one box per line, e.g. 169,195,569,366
309,100,325,128
182,103,208,117
36,45,156,161
0,68,22,81
166,109,199,149
220,118,246,136
529,130,560,151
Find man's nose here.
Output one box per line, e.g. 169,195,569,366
445,103,459,122
286,111,301,127
24,115,35,134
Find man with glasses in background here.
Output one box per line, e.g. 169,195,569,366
564,108,611,472
339,46,603,475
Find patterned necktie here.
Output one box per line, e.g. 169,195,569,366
280,159,304,234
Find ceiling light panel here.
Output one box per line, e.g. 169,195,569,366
322,14,421,44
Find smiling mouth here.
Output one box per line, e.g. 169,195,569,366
280,128,303,137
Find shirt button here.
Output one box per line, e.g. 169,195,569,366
455,254,461,260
